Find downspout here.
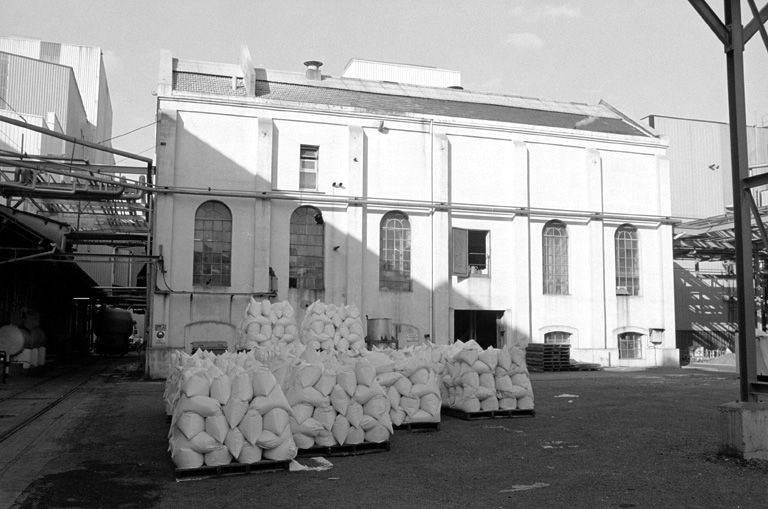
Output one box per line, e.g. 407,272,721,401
600,154,608,352
526,144,532,345
429,118,435,342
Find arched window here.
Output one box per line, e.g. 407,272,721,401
618,332,642,359
193,201,232,286
543,220,568,294
380,211,411,291
289,206,324,290
615,224,639,295
544,331,571,344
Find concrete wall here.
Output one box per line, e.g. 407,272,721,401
148,96,677,377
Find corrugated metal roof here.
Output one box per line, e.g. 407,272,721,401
172,69,647,136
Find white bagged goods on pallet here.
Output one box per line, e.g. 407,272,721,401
299,301,366,354
166,350,298,469
437,340,534,412
370,346,442,426
237,298,299,350
285,354,392,449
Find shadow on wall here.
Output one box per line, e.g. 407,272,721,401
673,262,736,354
155,121,526,350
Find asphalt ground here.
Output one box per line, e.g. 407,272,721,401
2,356,767,509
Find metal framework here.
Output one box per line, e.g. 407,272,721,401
0,113,155,312
689,0,768,401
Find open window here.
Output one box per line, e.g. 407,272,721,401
452,228,489,276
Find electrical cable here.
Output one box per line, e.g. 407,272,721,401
98,120,158,144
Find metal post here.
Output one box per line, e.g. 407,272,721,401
724,0,758,402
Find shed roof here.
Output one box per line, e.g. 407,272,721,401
171,61,653,138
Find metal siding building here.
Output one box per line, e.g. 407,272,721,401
645,115,768,219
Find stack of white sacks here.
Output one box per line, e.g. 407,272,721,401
166,350,298,469
437,340,534,413
369,348,442,426
299,301,366,354
238,298,300,349
285,350,392,449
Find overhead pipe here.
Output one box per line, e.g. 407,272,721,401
0,162,679,225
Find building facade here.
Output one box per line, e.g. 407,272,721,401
148,53,677,377
644,115,768,360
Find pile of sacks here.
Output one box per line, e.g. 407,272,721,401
299,301,366,354
369,348,442,426
166,350,298,470
238,298,299,349
284,352,392,449
438,340,534,413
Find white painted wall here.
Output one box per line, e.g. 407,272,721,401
148,93,677,377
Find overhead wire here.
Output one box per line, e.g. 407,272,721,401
98,120,158,145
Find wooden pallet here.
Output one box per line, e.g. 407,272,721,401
174,459,291,481
297,440,391,457
393,421,440,432
442,407,535,421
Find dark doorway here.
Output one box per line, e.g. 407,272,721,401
454,310,504,348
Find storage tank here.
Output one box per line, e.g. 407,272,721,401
94,307,134,355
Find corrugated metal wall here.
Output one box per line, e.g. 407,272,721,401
648,115,768,220
0,37,40,60
5,53,84,136
58,45,102,124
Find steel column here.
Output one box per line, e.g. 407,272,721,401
724,0,758,402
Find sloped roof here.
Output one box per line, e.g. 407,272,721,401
171,62,652,137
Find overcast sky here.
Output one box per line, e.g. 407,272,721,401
2,0,768,161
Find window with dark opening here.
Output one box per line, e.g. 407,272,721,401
451,228,489,276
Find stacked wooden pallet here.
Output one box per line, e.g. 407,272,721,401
526,343,571,372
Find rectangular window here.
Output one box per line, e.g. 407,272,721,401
300,145,319,190
452,228,489,276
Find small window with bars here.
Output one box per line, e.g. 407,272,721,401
544,331,571,344
618,332,642,359
300,145,319,190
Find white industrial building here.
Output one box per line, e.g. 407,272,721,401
148,51,678,377
0,36,114,164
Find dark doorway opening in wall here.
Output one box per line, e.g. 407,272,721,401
454,310,504,348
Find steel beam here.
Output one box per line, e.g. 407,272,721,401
724,0,758,402
744,0,768,42
689,0,729,44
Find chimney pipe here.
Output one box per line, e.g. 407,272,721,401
304,60,323,81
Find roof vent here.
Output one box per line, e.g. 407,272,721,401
304,60,323,81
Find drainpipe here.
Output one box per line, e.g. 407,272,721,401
429,118,435,342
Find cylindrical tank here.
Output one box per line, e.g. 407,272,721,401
366,318,393,341
94,307,134,355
